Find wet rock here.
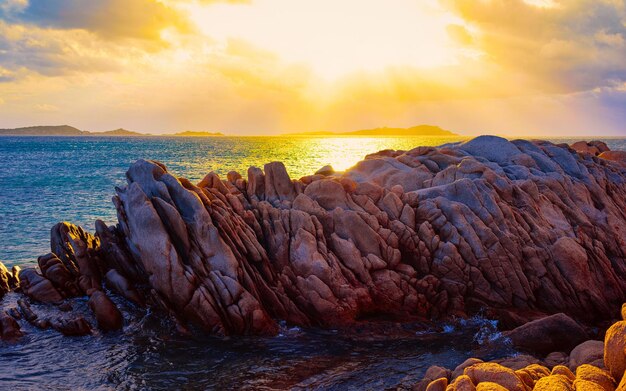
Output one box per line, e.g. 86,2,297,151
38,253,80,298
50,317,92,336
50,222,103,294
104,269,144,305
17,298,37,323
503,313,588,356
604,320,626,382
88,291,123,331
18,268,63,304
0,310,23,340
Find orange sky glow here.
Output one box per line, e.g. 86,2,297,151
0,0,625,136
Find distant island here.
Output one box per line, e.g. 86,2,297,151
283,125,458,137
173,131,225,137
0,124,459,137
0,125,148,137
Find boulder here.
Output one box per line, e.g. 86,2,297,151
533,374,573,390
599,151,626,166
425,377,448,391
545,352,569,368
474,382,508,391
503,313,588,356
0,310,23,340
88,291,123,331
448,375,476,391
315,165,335,176
574,364,615,391
463,363,526,391
569,340,605,370
604,321,626,382
18,268,63,303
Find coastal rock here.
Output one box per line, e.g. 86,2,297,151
0,262,18,298
569,340,605,370
447,375,476,391
599,151,626,167
37,253,80,298
571,141,609,156
463,363,526,391
18,268,63,303
503,313,588,355
574,364,615,390
23,137,626,335
51,222,104,294
0,310,23,340
533,374,573,390
315,165,335,176
88,291,123,331
50,317,92,336
604,321,626,382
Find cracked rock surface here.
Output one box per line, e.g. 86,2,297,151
2,136,625,337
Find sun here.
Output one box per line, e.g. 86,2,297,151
182,0,467,80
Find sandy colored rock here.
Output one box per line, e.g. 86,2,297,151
604,321,626,382
475,382,509,391
426,378,449,391
447,375,476,391
533,374,574,390
574,365,615,391
463,363,526,391
552,366,576,382
453,359,485,380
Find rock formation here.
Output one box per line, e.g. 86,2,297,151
413,302,626,391
0,136,625,339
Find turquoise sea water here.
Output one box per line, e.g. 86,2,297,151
0,135,624,389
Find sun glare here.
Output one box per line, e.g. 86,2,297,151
183,0,465,79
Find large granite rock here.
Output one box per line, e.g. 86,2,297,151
2,136,625,338
63,136,624,335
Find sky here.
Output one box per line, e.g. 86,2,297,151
0,0,625,136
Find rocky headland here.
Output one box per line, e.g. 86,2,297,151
1,135,625,387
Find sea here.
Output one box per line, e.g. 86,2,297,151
0,135,624,390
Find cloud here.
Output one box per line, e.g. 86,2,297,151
441,0,626,93
1,0,191,42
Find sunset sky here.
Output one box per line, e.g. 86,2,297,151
0,0,625,136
